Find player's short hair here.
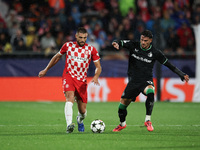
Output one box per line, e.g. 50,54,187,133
76,27,88,34
141,30,153,39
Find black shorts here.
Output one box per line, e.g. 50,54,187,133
121,77,154,102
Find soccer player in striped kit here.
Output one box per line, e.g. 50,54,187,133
38,27,102,133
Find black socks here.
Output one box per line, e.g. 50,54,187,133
118,103,127,122
145,93,154,115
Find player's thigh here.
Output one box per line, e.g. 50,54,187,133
121,82,140,100
62,74,76,102
62,73,75,92
64,91,75,102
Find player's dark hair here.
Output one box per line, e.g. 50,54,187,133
141,30,153,39
77,27,88,34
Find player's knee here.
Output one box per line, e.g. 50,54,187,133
145,87,154,102
65,91,75,102
120,98,132,106
66,98,74,103
146,88,154,95
118,102,128,110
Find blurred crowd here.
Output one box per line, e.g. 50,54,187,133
0,0,199,59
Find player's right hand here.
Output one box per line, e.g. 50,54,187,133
38,69,47,78
112,42,119,50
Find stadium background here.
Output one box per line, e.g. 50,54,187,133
0,0,198,102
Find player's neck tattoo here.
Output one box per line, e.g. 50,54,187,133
140,44,152,51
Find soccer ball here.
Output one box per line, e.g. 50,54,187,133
90,119,105,133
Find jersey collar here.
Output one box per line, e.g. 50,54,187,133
140,43,152,51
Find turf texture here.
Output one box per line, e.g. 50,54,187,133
0,102,200,150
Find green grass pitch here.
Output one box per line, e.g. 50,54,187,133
0,102,200,150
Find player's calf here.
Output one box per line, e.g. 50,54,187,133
145,88,155,116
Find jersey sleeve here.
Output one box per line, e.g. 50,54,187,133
118,40,136,50
154,49,168,64
91,47,100,62
59,43,68,55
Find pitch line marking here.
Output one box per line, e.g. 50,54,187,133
0,124,200,127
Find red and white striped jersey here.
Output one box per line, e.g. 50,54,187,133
59,41,100,82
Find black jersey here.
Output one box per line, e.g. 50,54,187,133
118,40,168,83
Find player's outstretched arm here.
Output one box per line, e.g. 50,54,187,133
91,60,102,85
164,60,189,82
38,52,62,77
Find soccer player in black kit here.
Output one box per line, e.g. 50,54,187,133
112,30,189,132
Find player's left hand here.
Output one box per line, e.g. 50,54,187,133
183,74,189,82
91,77,100,86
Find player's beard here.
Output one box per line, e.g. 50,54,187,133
77,41,85,47
142,44,149,49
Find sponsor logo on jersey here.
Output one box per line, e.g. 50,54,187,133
131,54,152,63
135,48,139,52
71,56,87,62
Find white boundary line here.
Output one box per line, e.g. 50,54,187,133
0,124,200,127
